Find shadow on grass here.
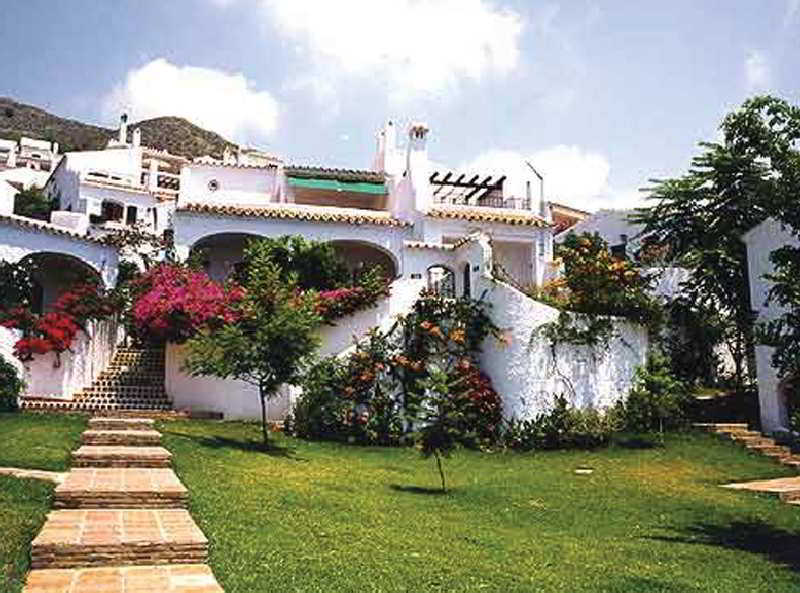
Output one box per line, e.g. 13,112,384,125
647,520,800,572
615,436,661,450
389,484,448,496
161,430,304,460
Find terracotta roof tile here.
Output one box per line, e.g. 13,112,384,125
178,202,411,227
0,214,111,245
426,207,550,228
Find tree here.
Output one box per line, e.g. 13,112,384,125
14,187,56,221
182,240,321,446
634,96,800,390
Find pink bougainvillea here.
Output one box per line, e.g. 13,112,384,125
132,264,245,343
315,284,390,322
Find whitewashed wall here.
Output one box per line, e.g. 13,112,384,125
743,218,800,433
0,317,121,401
0,218,119,288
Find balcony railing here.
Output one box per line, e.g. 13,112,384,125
433,193,532,210
83,168,180,194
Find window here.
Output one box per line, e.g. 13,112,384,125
100,201,124,222
427,265,455,299
208,179,220,192
462,263,471,299
125,205,138,226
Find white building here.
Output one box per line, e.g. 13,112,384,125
743,218,800,434
44,114,186,238
555,208,643,259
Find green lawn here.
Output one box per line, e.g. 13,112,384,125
0,413,86,471
0,477,53,593
160,420,800,593
0,413,83,593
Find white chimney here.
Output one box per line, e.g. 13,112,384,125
118,113,128,144
372,120,398,173
7,145,17,168
405,122,433,213
52,142,59,155
133,128,142,147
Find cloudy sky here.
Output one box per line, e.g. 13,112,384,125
2,1,798,210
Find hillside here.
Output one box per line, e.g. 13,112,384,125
0,97,237,159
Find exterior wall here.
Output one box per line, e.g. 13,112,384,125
493,241,533,288
179,165,278,207
556,209,643,257
476,274,648,419
173,210,412,273
0,180,16,215
0,220,119,288
743,218,800,433
0,317,121,400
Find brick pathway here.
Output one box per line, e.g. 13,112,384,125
22,417,224,592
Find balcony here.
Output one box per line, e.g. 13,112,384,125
430,171,531,211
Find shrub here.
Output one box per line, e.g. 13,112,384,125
503,395,619,451
0,356,24,411
616,353,693,434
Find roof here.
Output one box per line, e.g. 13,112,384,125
287,176,387,195
190,160,279,170
549,201,592,217
285,166,385,184
404,236,475,251
0,214,111,245
426,206,550,227
178,202,411,227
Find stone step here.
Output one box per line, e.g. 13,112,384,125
30,509,208,569
90,379,165,388
81,429,162,447
735,435,775,447
72,446,172,468
23,564,224,593
76,393,170,402
693,422,750,431
746,444,791,457
88,417,155,431
82,383,166,392
54,468,187,509
780,457,800,469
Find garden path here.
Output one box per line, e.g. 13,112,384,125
21,416,225,592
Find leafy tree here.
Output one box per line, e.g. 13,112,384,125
634,96,800,390
0,259,36,313
13,187,56,221
182,240,321,446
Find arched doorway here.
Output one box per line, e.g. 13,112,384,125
427,265,455,299
22,252,103,313
190,232,263,283
328,240,398,282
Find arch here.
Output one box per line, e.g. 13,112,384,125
190,232,264,283
327,239,399,282
20,252,104,313
427,265,455,299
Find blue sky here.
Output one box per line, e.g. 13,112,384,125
2,0,798,210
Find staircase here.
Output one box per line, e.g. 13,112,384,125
21,347,173,414
694,423,800,469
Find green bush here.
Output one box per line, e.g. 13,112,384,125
0,357,24,412
503,395,619,451
616,353,693,433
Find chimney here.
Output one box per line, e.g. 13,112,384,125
132,128,142,147
118,113,128,144
372,120,397,173
7,145,16,168
405,122,433,213
52,142,59,155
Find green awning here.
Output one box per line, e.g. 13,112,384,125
287,176,387,195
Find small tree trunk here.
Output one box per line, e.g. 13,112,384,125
259,388,269,448
434,451,447,493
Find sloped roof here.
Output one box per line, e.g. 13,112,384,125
0,214,110,245
178,202,411,227
285,166,385,184
426,207,550,228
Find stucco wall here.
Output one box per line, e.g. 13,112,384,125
1,317,121,400
179,165,278,207
0,219,119,288
743,218,800,433
476,274,648,420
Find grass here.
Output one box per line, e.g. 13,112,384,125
0,413,83,593
160,420,800,593
0,413,86,471
0,477,53,593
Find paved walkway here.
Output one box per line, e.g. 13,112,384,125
22,417,224,592
722,475,800,506
0,467,65,484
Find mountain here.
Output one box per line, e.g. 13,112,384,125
0,97,237,159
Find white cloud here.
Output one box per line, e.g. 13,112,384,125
263,0,523,98
459,145,647,211
104,58,279,141
744,50,771,93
